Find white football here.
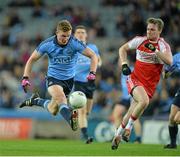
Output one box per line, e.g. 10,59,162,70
69,91,87,109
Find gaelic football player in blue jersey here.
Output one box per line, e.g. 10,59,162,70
20,20,98,131
164,52,180,149
74,25,101,143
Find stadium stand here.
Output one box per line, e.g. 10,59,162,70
0,0,179,141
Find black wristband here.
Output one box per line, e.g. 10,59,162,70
22,76,29,80
89,71,96,75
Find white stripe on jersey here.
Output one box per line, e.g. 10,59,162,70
128,36,171,64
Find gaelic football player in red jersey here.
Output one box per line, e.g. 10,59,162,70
112,17,173,150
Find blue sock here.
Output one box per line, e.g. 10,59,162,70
59,104,71,125
81,127,88,139
33,98,50,109
135,136,142,143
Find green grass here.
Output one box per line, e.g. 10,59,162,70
0,139,179,156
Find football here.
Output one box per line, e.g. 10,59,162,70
69,91,87,109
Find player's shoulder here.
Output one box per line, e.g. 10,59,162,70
70,36,81,43
158,37,169,45
158,37,171,49
70,36,86,46
87,43,98,49
87,43,99,55
39,35,55,46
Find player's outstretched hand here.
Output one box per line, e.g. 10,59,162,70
87,71,96,82
144,43,156,51
122,64,131,75
21,76,31,93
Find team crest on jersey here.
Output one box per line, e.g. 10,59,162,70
63,48,73,55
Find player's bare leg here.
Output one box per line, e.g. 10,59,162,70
79,99,93,143
48,85,78,131
174,111,180,124
47,85,67,115
117,100,137,142
122,86,149,141
112,86,148,149
111,100,136,149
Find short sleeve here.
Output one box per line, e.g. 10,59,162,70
72,37,87,54
36,42,48,55
128,36,146,49
87,44,100,56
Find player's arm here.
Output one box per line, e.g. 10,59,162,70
23,50,41,77
82,47,98,73
155,50,172,65
119,43,131,75
21,50,41,92
145,43,172,65
82,47,98,81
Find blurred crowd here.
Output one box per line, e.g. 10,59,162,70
0,0,179,119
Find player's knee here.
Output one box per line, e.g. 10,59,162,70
48,98,59,115
53,94,66,104
168,111,176,125
139,98,149,109
174,112,180,124
174,117,180,124
48,103,59,115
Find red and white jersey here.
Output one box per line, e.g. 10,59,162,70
127,36,171,98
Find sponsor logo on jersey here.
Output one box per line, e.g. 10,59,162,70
53,56,73,64
137,50,163,64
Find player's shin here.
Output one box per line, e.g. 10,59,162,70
125,115,137,131
59,104,71,124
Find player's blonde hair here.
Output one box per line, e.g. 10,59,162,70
147,17,164,32
56,20,72,32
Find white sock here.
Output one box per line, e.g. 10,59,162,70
125,117,135,131
116,124,125,136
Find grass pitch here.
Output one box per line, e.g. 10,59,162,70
0,139,179,156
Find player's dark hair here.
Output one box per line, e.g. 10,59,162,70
75,25,87,31
56,20,72,32
147,17,164,32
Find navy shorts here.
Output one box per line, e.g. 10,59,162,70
46,76,74,96
74,81,96,99
172,88,180,107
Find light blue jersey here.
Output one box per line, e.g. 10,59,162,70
165,53,180,73
36,35,86,80
74,43,100,82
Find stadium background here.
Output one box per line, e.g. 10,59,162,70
0,0,179,145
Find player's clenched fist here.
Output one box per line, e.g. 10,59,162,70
122,64,131,76
87,71,96,82
21,76,31,93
